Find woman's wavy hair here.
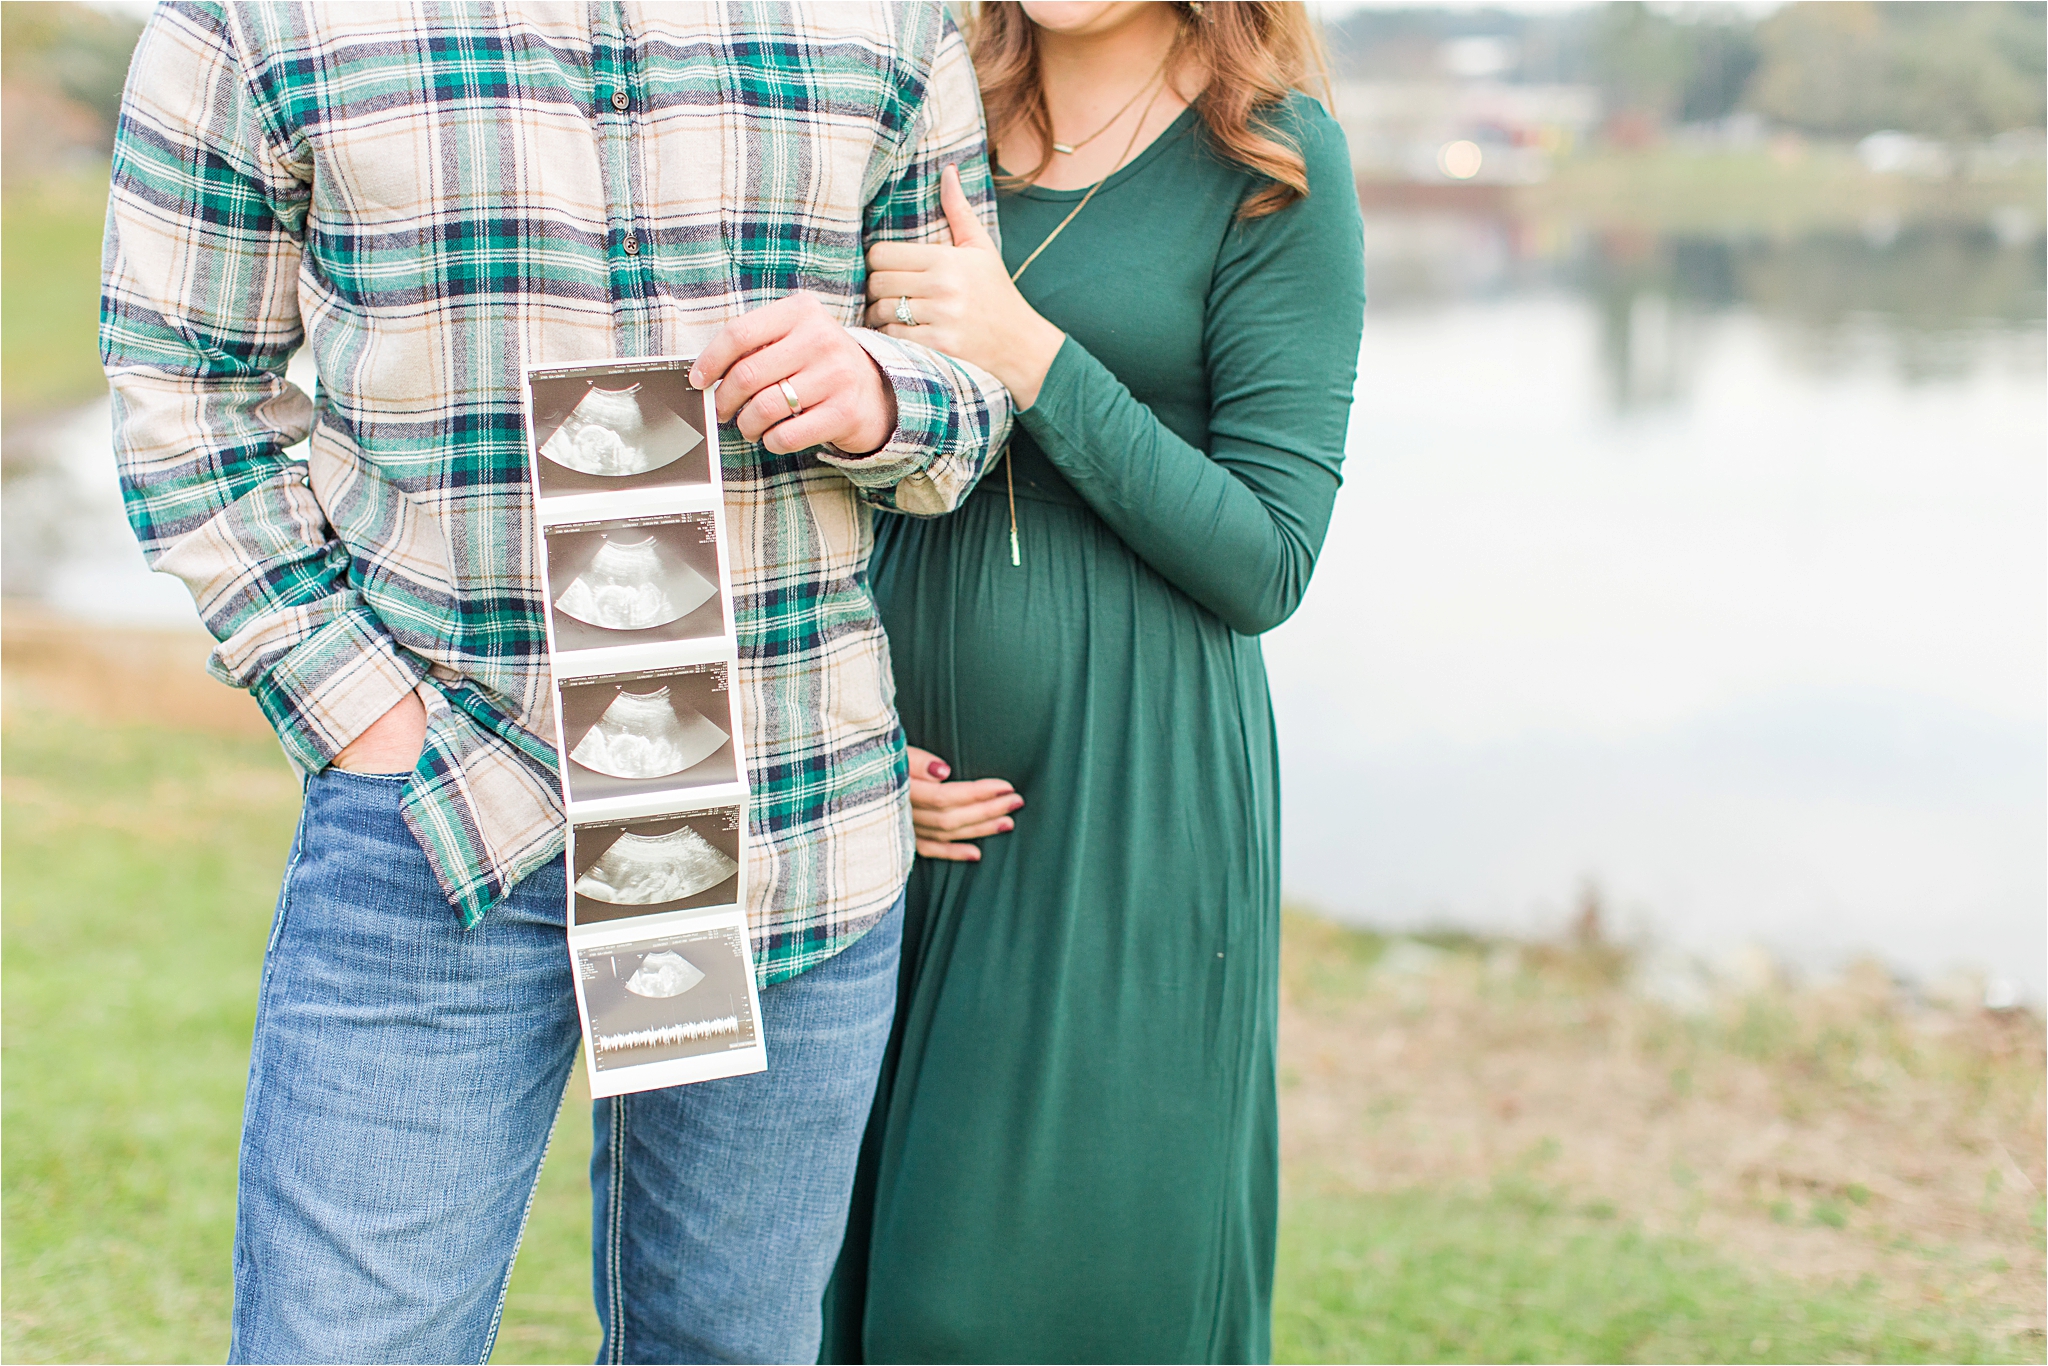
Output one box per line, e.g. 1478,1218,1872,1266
967,1,1331,219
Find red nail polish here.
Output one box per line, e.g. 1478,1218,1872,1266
998,818,1014,832
931,762,950,779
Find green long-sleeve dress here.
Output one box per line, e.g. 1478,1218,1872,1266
824,95,1364,1365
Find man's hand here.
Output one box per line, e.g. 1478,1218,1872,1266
906,745,1023,863
691,293,898,456
331,690,427,774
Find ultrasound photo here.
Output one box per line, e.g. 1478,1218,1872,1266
530,363,712,499
577,924,759,1073
545,513,725,653
572,806,743,925
558,664,739,803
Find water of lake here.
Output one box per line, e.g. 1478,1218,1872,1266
5,211,2041,994
1272,212,2045,996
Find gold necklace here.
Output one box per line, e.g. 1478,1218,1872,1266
1048,60,1167,155
1001,77,1174,567
1012,77,1170,286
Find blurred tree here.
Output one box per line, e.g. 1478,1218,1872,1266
1321,5,1539,82
1323,2,2044,145
1672,20,1758,124
1588,4,1759,130
1,2,144,166
1591,3,1691,125
1747,2,2047,139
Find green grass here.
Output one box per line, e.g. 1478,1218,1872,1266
2,715,286,1360
492,1112,599,1364
3,167,115,418
0,701,598,1363
1276,1180,2034,1365
3,698,2037,1363
1517,146,2047,234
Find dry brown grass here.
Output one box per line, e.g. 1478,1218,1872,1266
1280,912,2048,1344
8,612,2042,1359
1,604,270,738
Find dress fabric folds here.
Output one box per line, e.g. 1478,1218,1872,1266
824,97,1364,1365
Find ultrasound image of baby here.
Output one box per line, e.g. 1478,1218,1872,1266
576,826,739,907
569,686,729,781
555,534,716,632
541,382,702,478
624,950,706,998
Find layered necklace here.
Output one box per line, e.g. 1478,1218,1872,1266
1048,62,1168,156
999,58,1177,566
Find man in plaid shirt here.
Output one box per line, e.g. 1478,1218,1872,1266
101,5,1009,1361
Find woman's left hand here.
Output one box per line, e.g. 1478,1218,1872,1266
864,165,1066,410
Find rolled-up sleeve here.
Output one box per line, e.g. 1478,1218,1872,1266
101,2,424,771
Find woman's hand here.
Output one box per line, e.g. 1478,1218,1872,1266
906,745,1023,862
864,166,1066,410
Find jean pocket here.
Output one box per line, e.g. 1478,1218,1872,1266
323,766,414,785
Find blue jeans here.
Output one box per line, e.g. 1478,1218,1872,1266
230,768,902,1364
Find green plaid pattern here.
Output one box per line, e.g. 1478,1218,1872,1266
102,2,1009,985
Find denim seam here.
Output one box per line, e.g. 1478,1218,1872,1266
606,1094,627,1365
478,1079,573,1365
263,779,315,959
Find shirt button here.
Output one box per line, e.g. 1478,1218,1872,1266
623,235,640,256
611,90,630,112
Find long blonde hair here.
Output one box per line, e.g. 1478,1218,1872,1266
967,1,1330,219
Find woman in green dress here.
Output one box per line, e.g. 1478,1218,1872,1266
824,3,1363,1360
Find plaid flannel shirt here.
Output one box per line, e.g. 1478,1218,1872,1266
102,2,1010,985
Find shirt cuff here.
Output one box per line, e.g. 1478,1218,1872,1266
816,328,965,498
220,600,428,773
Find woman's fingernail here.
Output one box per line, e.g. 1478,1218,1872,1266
1007,797,1024,811
998,818,1014,832
930,762,950,779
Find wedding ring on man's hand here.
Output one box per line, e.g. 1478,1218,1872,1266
777,379,804,417
895,296,920,327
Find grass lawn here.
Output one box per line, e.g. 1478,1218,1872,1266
1276,1181,2034,1364
1515,146,2047,235
2,168,113,420
3,632,2041,1363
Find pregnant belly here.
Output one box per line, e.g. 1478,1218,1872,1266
872,498,1152,792
873,491,1272,811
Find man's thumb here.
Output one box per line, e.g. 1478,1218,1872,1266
940,164,993,249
